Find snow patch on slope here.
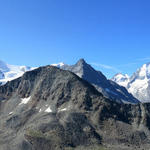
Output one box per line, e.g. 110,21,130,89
19,96,31,105
9,112,13,115
58,105,70,112
45,106,53,113
51,62,65,68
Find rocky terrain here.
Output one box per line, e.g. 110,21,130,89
0,59,139,104
0,65,150,150
61,59,139,104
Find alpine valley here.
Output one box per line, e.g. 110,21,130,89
1,59,150,150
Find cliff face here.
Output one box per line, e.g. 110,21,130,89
0,66,150,150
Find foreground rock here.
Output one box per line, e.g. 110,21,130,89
0,66,150,150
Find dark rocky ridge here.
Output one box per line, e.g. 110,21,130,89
0,66,150,150
61,59,139,104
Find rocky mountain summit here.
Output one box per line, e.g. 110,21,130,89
0,59,139,104
0,65,150,150
61,59,139,104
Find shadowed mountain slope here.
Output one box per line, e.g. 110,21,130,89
61,59,139,104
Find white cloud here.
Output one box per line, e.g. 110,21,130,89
91,63,121,73
90,57,150,76
116,57,150,68
117,62,138,67
137,57,150,61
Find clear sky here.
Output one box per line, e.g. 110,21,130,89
0,0,150,78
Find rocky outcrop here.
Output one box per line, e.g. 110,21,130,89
0,66,150,150
61,59,139,104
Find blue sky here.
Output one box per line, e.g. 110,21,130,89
0,0,150,78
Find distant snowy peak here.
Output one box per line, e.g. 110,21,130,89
51,62,65,68
130,63,150,81
112,62,150,103
0,60,35,85
3,65,32,79
59,59,139,104
0,60,65,86
127,63,150,102
111,73,130,87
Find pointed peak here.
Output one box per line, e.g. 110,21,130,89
76,58,87,65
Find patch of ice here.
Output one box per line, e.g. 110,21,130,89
45,106,52,113
76,72,83,78
51,62,65,67
58,105,71,112
19,96,31,105
9,112,13,115
58,107,67,112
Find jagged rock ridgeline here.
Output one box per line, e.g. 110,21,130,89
0,66,150,150
60,59,139,104
0,59,139,104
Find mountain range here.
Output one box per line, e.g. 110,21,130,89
2,59,150,103
0,60,34,85
0,59,139,104
1,65,150,150
60,59,139,104
112,62,150,103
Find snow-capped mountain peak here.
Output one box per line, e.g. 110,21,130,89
111,73,130,87
0,60,35,85
112,62,150,103
60,59,139,103
132,63,150,80
0,60,66,86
